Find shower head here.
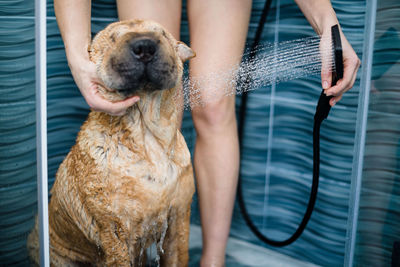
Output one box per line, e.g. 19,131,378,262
314,24,343,122
331,24,344,86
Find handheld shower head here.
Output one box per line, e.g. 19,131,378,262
315,24,343,122
331,24,344,86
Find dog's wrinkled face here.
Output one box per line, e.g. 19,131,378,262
90,20,195,98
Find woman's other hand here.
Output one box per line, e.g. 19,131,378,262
320,26,361,106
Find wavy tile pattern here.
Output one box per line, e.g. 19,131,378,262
0,16,36,266
354,1,400,266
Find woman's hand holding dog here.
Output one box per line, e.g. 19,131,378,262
68,57,140,116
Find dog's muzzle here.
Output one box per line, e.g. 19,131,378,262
108,34,178,96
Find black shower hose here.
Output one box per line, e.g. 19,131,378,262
237,0,338,247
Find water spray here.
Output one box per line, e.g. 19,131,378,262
178,36,334,110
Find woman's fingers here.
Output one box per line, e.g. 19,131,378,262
330,94,342,107
325,55,360,97
88,85,140,116
70,59,140,116
323,34,361,107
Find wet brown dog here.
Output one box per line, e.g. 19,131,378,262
28,19,195,266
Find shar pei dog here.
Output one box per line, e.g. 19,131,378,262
28,19,196,266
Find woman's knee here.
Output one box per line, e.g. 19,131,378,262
192,97,236,134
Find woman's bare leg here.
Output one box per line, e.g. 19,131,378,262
187,1,252,266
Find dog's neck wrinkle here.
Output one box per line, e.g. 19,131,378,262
88,88,179,156
125,88,179,153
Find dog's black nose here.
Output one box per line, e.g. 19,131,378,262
131,38,157,63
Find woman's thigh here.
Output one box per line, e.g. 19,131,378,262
187,0,252,110
116,0,182,40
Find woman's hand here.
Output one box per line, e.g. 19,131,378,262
293,0,361,107
68,57,140,116
320,27,361,106
54,0,139,116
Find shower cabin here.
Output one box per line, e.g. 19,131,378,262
0,0,399,266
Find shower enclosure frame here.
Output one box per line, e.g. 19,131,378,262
344,0,377,266
33,0,377,266
35,0,49,265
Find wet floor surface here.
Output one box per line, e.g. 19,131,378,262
188,225,319,267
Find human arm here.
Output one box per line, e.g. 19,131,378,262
294,0,361,106
54,0,139,115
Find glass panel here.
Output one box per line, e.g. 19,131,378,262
354,1,400,266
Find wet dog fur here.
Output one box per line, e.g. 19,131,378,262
28,19,196,266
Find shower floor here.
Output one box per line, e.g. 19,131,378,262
188,224,318,267
145,224,318,266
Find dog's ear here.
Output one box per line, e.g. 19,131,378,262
176,41,195,62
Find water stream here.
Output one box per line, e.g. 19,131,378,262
177,35,335,110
